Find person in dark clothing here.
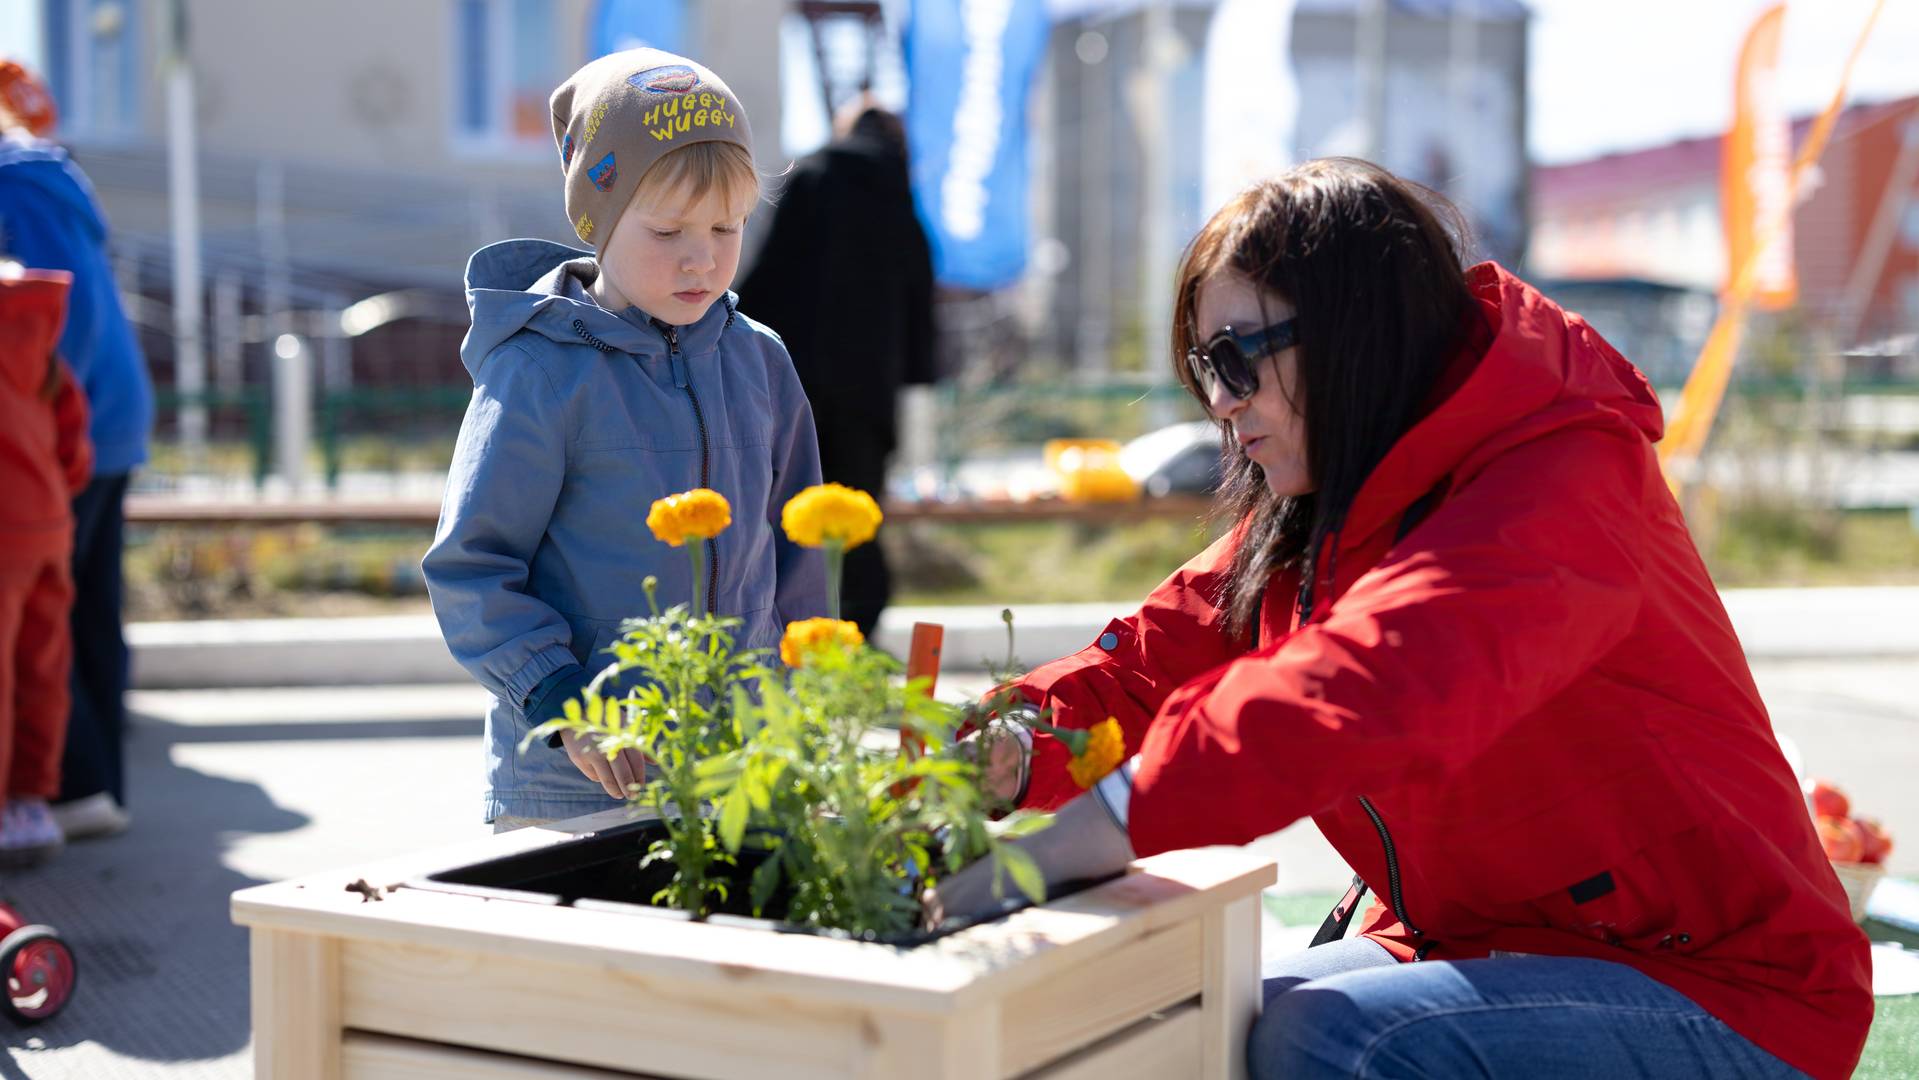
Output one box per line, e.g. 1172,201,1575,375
736,100,936,636
0,61,152,839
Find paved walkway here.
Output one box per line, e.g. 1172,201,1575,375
5,659,1917,1077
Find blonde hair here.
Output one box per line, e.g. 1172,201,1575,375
631,140,760,215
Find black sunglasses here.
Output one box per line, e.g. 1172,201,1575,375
1185,319,1298,402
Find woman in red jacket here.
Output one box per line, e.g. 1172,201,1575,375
935,159,1870,1079
0,265,91,866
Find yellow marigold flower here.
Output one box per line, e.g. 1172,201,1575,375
780,617,865,667
780,483,883,550
646,489,732,547
1066,717,1127,789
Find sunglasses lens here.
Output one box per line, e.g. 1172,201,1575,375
1187,350,1216,401
1207,341,1257,399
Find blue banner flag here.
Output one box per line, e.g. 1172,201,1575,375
903,0,1052,291
591,0,686,58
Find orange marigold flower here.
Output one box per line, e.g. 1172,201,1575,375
646,488,732,547
780,617,865,667
1066,717,1126,789
780,483,883,550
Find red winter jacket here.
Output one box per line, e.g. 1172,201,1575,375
1,270,92,559
1010,264,1872,1079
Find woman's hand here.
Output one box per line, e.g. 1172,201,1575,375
559,729,650,799
957,716,1032,805
925,790,1138,927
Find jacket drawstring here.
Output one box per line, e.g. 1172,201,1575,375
570,319,615,354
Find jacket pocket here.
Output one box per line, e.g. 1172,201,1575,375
1524,846,1679,953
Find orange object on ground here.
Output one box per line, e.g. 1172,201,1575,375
0,270,90,803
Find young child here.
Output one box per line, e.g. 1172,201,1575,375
424,49,828,831
0,264,92,866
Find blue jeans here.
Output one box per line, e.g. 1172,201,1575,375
1250,938,1808,1079
60,473,130,806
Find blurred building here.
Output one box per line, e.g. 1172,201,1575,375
19,0,783,396
1032,0,1530,374
1532,96,1919,362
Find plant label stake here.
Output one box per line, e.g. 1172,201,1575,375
903,622,943,757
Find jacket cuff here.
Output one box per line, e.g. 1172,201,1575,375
505,646,582,714
523,662,591,747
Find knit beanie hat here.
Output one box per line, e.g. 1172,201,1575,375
549,48,754,250
0,60,58,137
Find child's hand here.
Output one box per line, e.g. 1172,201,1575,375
559,729,650,799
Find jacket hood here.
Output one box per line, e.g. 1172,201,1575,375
460,238,738,380
0,138,107,246
1340,262,1665,542
0,271,71,395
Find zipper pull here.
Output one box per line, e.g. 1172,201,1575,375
658,325,689,387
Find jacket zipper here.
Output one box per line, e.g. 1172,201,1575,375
660,323,719,614
1293,528,1428,954
1355,795,1424,945
1297,494,1443,959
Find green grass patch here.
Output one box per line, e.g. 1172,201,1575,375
1706,504,1919,588
1862,993,1919,1079
1263,892,1342,930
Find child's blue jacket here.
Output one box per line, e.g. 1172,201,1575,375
425,239,828,821
0,138,152,476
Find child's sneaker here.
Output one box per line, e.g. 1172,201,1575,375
50,792,130,840
0,798,64,867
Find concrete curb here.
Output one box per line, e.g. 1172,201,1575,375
128,588,1919,690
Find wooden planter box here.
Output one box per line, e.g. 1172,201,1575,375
232,808,1276,1080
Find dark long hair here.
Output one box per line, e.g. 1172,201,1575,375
1170,159,1477,640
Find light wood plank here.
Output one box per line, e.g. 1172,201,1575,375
855,1006,1000,1079
342,1031,644,1079
1024,1003,1204,1080
940,849,1275,1009
234,838,1275,1017
253,929,343,1080
998,921,1202,1076
340,937,909,1080
1198,895,1261,1080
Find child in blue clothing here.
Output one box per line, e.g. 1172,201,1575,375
423,49,828,830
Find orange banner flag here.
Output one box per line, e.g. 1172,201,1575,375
1723,3,1797,311
1660,0,1888,493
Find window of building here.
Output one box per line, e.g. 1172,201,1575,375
452,0,566,153
41,0,141,140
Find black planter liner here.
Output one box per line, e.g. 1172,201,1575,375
406,818,1116,949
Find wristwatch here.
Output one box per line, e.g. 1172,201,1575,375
985,713,1034,806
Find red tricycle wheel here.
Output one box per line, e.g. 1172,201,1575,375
2,925,76,1023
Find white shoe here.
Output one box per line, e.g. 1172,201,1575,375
50,792,130,840
0,799,65,867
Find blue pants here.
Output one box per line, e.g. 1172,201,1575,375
59,472,130,805
1250,938,1807,1079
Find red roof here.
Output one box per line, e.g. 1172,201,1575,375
1534,96,1916,212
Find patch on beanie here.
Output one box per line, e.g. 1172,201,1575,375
575,213,595,242
561,133,574,169
630,65,699,95
582,100,613,150
588,152,618,192
640,91,738,143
